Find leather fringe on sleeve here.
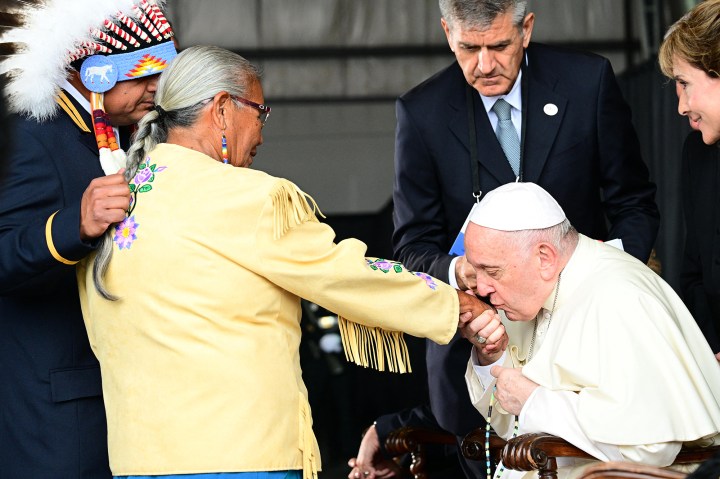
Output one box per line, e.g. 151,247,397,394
270,179,413,374
338,318,412,373
271,180,323,240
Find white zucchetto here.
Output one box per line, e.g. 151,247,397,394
469,182,566,231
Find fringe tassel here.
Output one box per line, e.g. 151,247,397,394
338,317,413,373
299,397,319,479
271,180,325,240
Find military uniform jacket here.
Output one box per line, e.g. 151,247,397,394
0,92,111,478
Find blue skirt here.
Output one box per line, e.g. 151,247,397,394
115,472,302,479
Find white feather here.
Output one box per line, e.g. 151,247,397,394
99,146,126,175
0,0,166,121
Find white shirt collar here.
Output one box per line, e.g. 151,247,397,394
60,78,122,144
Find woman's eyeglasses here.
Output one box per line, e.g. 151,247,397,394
232,96,271,126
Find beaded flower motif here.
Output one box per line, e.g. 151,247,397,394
114,216,139,250
413,272,438,291
366,258,404,274
365,258,438,290
113,156,166,250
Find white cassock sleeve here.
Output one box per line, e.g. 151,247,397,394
520,387,683,466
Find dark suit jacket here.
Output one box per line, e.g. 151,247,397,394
0,93,111,478
680,131,720,353
386,43,660,457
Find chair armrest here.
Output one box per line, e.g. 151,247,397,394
385,426,457,455
461,427,507,465
499,433,593,479
384,426,457,479
499,433,720,479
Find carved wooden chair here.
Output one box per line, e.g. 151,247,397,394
462,432,720,479
384,426,506,479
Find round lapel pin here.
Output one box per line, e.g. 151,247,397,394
543,103,559,116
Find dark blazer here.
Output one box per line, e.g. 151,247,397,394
385,43,660,473
680,130,720,353
0,93,111,478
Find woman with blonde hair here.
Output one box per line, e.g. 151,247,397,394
659,0,720,362
77,45,496,479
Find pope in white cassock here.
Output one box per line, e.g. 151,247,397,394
460,182,720,478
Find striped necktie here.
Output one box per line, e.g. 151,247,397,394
492,98,520,176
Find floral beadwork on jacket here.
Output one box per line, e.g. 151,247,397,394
413,272,438,291
366,258,404,274
365,258,438,290
113,157,166,250
114,216,139,250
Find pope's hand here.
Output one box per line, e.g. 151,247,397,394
460,308,507,365
490,366,539,416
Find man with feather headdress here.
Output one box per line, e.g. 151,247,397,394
0,1,176,476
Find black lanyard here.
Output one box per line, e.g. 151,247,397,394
465,84,482,202
464,60,529,201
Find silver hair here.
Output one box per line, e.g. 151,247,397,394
92,45,262,300
505,219,578,258
439,0,527,31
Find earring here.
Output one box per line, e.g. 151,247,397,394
221,130,228,164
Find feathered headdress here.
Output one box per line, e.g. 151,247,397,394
0,0,176,173
1,0,175,120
